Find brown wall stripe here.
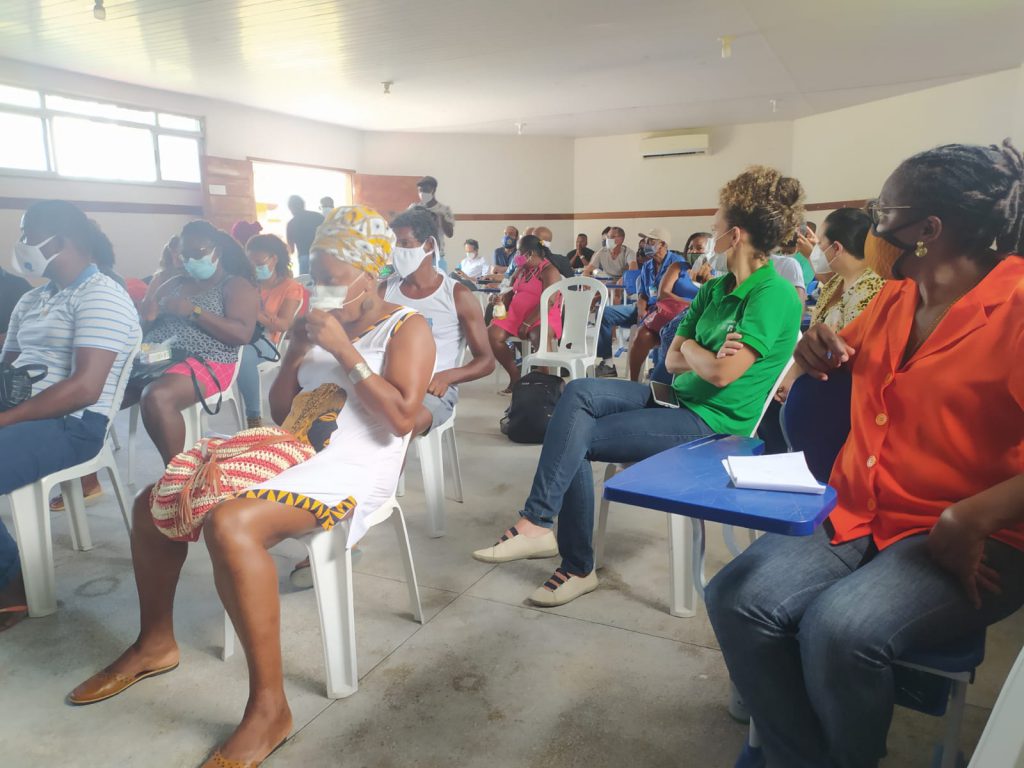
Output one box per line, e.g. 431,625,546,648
0,197,203,216
456,201,867,222
0,197,867,219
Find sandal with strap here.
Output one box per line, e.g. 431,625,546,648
201,739,287,768
0,604,28,632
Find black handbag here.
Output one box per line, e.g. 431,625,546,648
249,322,281,363
502,372,565,444
0,362,47,411
130,349,226,416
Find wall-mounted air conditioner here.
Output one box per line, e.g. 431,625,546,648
640,133,710,158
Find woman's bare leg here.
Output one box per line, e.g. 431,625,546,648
140,374,202,464
74,487,187,681
628,328,659,381
202,498,320,763
489,325,518,389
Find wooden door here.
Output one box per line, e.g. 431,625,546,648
202,156,255,232
352,173,420,219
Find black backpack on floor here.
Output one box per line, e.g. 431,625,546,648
502,372,565,444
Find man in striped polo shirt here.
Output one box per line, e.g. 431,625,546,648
0,200,140,631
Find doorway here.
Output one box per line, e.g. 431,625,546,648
251,159,353,272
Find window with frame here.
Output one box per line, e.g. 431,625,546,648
0,83,203,184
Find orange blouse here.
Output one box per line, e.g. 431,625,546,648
260,278,305,343
829,255,1024,552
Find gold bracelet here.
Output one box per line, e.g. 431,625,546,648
348,362,373,385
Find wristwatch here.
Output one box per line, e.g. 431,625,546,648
190,304,203,321
348,362,373,385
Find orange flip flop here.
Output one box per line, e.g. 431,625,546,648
0,604,28,632
67,662,179,705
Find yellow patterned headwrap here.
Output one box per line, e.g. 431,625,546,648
311,204,395,277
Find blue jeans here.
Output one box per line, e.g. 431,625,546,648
237,338,278,419
297,251,310,276
706,527,1024,768
597,303,637,359
650,310,687,385
0,411,108,590
521,378,714,575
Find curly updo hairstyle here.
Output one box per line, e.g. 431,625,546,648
719,166,806,254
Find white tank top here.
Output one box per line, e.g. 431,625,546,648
384,274,463,374
249,308,418,547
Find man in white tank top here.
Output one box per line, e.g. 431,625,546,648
384,209,495,433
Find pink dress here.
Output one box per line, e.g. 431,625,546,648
492,260,563,338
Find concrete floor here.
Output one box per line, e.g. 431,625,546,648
1,373,1021,768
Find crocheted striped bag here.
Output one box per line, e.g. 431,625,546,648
151,426,316,542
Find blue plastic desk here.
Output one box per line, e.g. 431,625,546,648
603,434,837,536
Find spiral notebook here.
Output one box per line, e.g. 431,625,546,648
722,452,826,495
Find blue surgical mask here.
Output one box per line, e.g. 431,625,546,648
254,263,273,281
641,244,657,258
185,251,217,280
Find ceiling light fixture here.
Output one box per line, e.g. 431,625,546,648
514,121,525,136
381,80,393,95
93,0,106,20
770,99,779,113
718,35,733,59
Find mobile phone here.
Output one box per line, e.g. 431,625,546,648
650,381,679,409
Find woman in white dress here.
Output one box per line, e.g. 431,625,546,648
69,206,435,767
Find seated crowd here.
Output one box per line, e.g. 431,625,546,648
0,139,1021,768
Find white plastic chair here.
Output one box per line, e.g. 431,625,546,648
127,349,246,484
222,437,422,699
594,345,798,618
968,643,1024,767
523,277,609,381
397,340,467,538
8,344,140,617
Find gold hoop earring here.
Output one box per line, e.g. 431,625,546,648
915,241,928,258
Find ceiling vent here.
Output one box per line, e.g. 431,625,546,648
640,133,710,158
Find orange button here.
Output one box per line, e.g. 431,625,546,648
867,455,877,468
867,498,877,511
875,413,888,426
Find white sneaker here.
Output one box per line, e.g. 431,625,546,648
528,569,599,607
472,526,559,563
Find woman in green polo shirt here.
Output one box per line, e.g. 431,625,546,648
472,166,804,606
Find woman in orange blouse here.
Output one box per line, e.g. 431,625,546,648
238,234,305,427
707,140,1024,768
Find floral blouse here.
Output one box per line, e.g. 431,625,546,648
810,268,885,331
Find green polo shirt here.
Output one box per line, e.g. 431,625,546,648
672,264,801,435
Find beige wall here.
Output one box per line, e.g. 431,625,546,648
791,69,1022,202
360,131,575,261
2,59,1022,276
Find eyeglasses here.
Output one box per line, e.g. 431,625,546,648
866,199,922,226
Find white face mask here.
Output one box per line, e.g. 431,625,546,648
417,191,434,203
603,238,615,249
309,275,367,311
809,243,837,273
12,235,58,277
540,239,551,248
392,240,433,278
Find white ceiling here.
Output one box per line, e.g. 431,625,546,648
1,0,1022,137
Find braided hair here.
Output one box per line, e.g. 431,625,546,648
895,138,1024,255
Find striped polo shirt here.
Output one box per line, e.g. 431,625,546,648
2,265,141,419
